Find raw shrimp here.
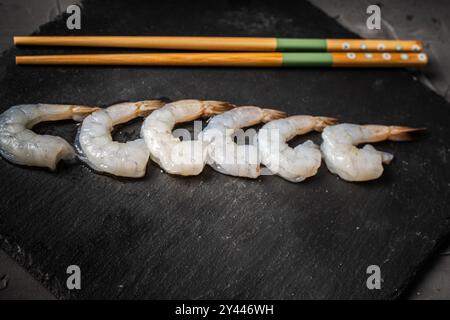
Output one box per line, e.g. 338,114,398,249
76,100,164,178
200,106,286,179
141,99,234,176
258,115,337,182
0,103,97,170
321,123,422,181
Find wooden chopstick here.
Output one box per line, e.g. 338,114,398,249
15,52,428,68
14,36,423,52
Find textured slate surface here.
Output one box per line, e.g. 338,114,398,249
0,0,449,299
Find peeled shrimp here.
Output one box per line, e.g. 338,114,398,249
0,104,97,170
76,100,163,178
200,106,286,178
258,115,336,182
321,123,421,181
141,99,234,176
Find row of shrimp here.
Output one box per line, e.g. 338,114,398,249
0,100,422,182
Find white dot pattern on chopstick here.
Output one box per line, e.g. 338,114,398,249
382,53,391,60
400,53,409,60
342,42,350,50
360,43,368,50
365,53,373,59
377,43,385,51
396,45,403,51
418,53,427,61
347,52,356,59
412,44,421,52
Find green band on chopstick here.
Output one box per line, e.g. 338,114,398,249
281,53,333,67
276,38,327,52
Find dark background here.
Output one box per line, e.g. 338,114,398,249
0,0,449,299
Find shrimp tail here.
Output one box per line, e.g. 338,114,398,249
261,108,287,123
203,101,235,116
388,126,425,141
71,106,99,121
137,100,166,116
313,116,338,131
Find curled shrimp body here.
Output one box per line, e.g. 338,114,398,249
200,106,286,179
321,123,421,181
0,104,97,170
258,116,336,182
76,101,163,178
141,100,234,176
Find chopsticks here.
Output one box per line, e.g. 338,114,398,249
13,36,428,68
16,52,428,68
14,36,423,52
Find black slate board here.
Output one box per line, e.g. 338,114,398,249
0,0,449,299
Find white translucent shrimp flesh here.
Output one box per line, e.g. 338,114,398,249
258,115,337,182
200,106,286,179
76,100,164,178
141,99,234,176
321,123,422,182
0,104,97,170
